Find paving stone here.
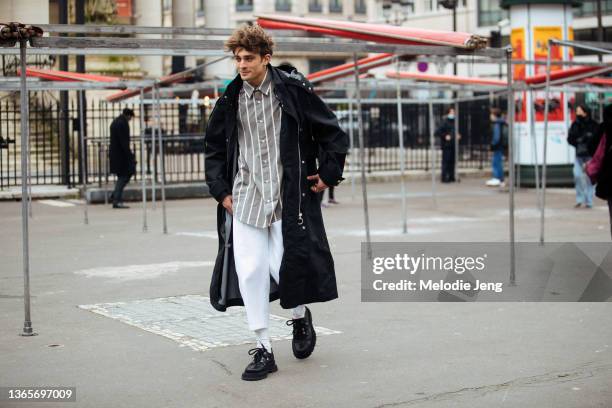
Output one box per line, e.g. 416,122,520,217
79,294,341,351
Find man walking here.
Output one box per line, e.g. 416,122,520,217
204,24,348,381
435,107,457,183
109,108,136,209
486,108,507,187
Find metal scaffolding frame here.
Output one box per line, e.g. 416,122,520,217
1,23,512,337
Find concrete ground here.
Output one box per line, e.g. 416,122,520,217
1,178,611,408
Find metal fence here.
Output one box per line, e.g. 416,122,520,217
0,93,211,188
0,91,495,188
329,99,493,173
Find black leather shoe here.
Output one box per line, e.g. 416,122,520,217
241,347,277,381
112,203,130,209
287,306,316,359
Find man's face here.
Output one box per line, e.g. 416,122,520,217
233,48,270,83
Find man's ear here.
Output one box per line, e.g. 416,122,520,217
263,54,271,65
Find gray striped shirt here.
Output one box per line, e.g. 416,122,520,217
232,68,284,228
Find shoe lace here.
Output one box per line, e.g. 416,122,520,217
247,347,265,363
286,318,308,338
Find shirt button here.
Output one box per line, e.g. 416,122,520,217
258,120,263,123
302,193,306,197
301,160,305,164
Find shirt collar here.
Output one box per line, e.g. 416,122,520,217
242,67,271,98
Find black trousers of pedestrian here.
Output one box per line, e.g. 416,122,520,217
112,174,132,205
441,148,455,183
318,186,335,203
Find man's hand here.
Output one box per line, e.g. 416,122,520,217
222,195,233,215
445,134,451,141
307,174,329,193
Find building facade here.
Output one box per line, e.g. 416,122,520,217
370,0,611,79
203,0,377,80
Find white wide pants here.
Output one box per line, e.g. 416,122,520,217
233,218,304,331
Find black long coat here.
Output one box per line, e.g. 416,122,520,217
567,116,600,158
595,133,612,200
595,106,612,200
435,118,456,151
109,115,135,176
204,65,349,311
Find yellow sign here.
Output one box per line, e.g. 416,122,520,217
511,27,526,80
533,26,563,75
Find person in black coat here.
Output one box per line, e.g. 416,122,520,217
591,104,612,238
204,24,348,380
568,104,600,208
435,107,457,183
109,108,136,209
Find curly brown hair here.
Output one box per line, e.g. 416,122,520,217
224,23,275,57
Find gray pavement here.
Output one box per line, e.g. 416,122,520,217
1,178,611,408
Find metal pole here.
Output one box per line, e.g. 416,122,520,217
454,100,460,183
596,0,604,64
529,90,541,210
428,101,437,207
353,53,371,258
348,97,355,201
515,104,521,190
507,48,516,285
103,101,109,205
139,88,148,232
155,85,168,234
598,89,604,122
79,90,89,225
596,0,604,121
19,40,36,337
151,88,157,210
540,41,552,246
396,59,407,233
27,109,32,218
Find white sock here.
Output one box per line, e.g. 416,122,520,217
292,305,306,319
254,328,271,351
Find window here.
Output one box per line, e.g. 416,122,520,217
477,0,508,27
573,27,612,55
196,0,205,16
329,0,343,13
573,0,612,17
236,0,253,12
163,0,172,11
309,58,345,74
309,0,322,12
355,0,367,14
425,0,438,11
275,0,291,11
